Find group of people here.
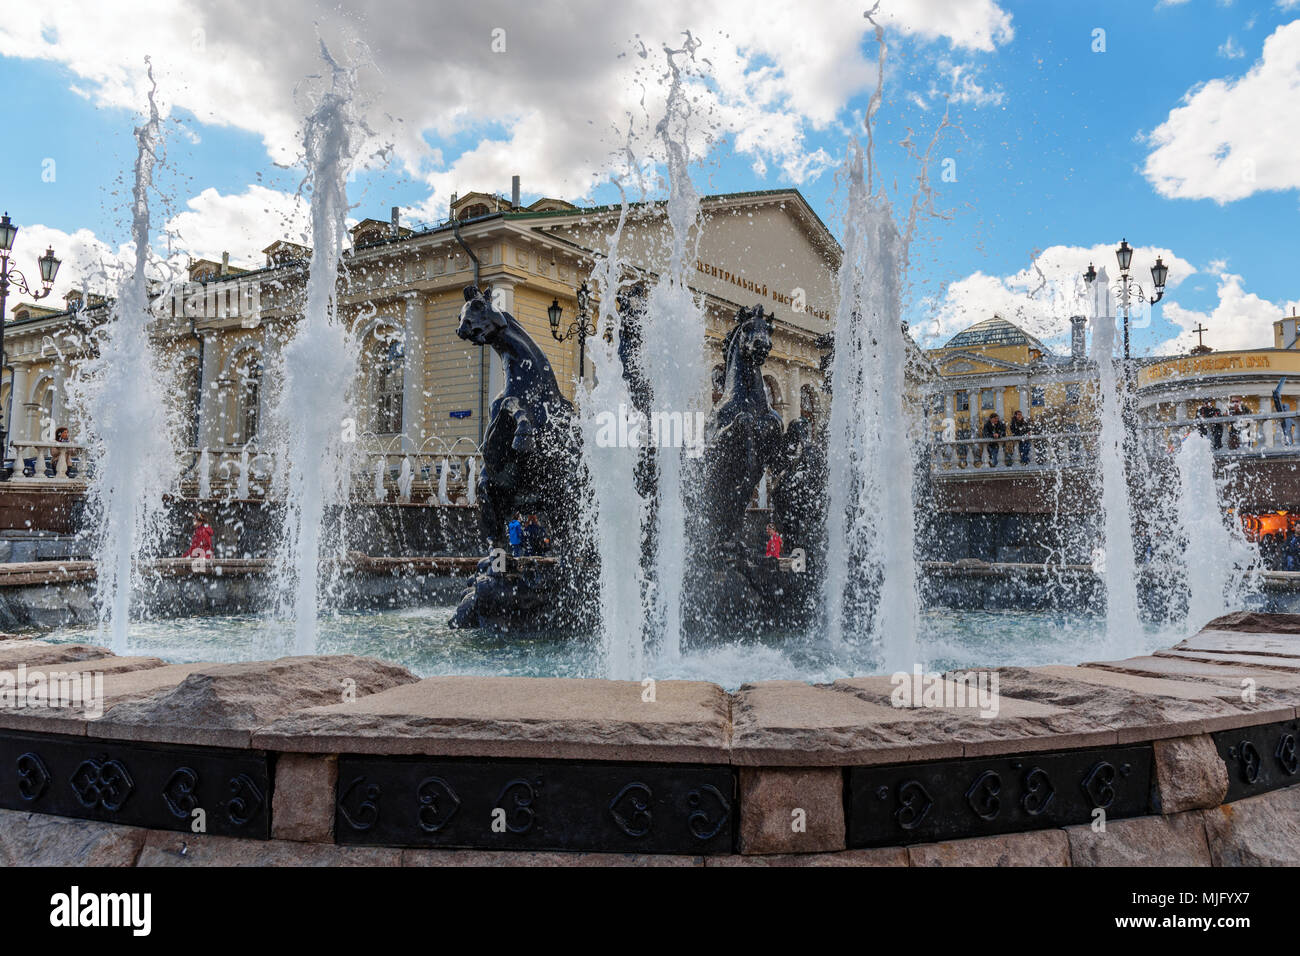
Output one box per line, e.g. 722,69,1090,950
506,513,550,557
980,409,1034,466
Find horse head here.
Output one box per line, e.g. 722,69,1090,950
723,304,774,369
456,285,508,346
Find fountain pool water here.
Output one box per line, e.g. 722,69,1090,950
39,607,1177,689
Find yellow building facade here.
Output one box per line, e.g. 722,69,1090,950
1,189,840,489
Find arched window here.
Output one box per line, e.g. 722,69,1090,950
711,364,725,405
763,375,783,410
374,338,404,435
39,387,55,440
236,358,262,444
459,203,489,220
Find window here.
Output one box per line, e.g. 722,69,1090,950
712,365,725,405
237,359,262,444
374,339,404,435
1031,386,1045,407
930,393,945,414
1066,384,1081,406
956,392,970,412
981,390,995,411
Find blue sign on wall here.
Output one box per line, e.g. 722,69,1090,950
449,410,472,419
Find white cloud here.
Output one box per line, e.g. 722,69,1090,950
0,223,136,307
1218,36,1246,59
0,0,1014,225
1158,270,1299,352
923,243,1195,348
1144,20,1300,203
161,185,313,270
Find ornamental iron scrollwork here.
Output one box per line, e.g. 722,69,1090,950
1020,767,1055,816
163,767,200,819
1081,761,1117,809
494,778,540,834
227,773,264,826
338,776,382,831
70,758,134,812
1235,741,1262,785
609,782,653,838
686,784,730,840
1275,733,1298,776
416,776,461,832
964,770,1001,821
16,752,50,803
894,780,933,831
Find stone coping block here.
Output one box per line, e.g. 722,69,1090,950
252,676,732,764
988,666,1293,745
1205,611,1300,634
401,848,701,866
1065,811,1211,867
0,657,180,735
705,847,908,867
1176,629,1300,659
730,680,965,767
91,656,418,749
0,640,114,669
1154,649,1300,672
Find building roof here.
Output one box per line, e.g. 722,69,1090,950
942,314,1047,352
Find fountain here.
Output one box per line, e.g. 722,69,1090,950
272,46,364,655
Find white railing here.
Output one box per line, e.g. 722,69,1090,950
929,429,1099,475
178,436,485,504
1140,409,1300,458
5,440,87,481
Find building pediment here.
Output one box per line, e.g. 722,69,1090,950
937,350,1029,375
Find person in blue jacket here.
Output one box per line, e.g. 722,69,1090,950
507,515,524,557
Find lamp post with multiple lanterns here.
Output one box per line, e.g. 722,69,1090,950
0,212,62,480
547,281,597,381
1083,238,1169,363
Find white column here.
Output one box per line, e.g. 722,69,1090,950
197,332,223,449
401,292,426,454
8,363,30,445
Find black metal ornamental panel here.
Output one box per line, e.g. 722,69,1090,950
336,756,735,855
847,745,1154,848
0,731,271,839
1214,718,1300,802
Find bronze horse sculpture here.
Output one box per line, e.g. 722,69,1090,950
450,284,587,628
692,303,785,555
455,284,581,548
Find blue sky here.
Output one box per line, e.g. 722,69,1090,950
1,0,1297,355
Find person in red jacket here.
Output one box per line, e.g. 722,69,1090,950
765,523,783,559
187,512,214,559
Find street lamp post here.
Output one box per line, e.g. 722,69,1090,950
0,212,62,480
1083,238,1168,363
547,282,597,381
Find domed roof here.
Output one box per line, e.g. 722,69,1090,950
943,314,1046,351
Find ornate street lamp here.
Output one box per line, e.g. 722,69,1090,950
548,282,597,380
1082,238,1169,362
0,212,62,480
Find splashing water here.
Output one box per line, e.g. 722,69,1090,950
579,169,648,680
821,141,919,672
1087,266,1140,654
273,45,363,654
1176,434,1254,631
71,65,183,653
639,37,710,664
